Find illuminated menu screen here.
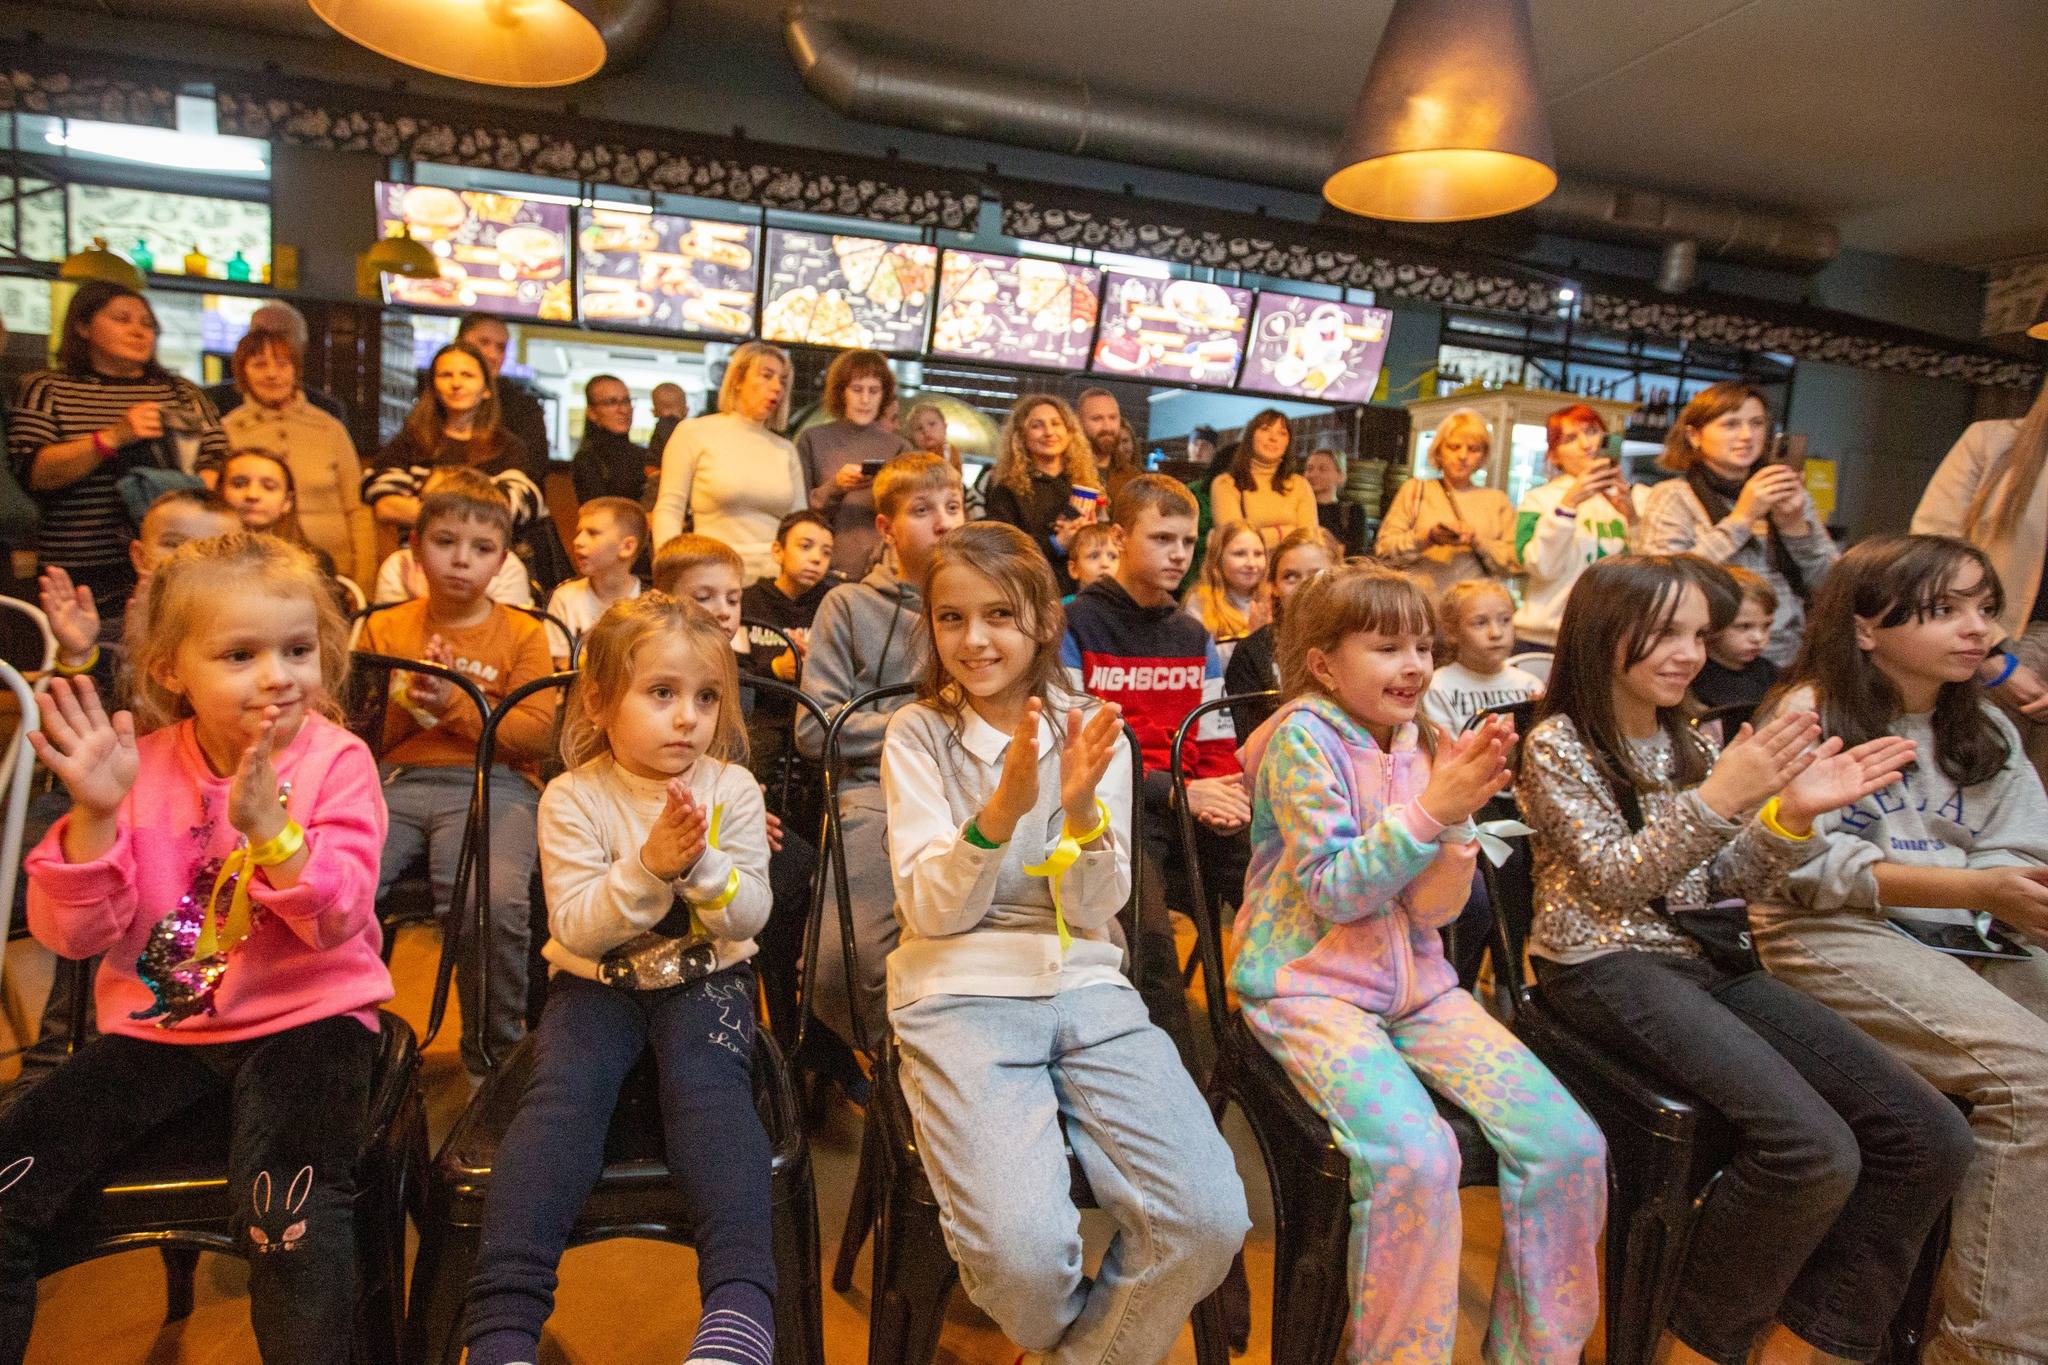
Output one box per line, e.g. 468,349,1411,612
1090,273,1252,385
760,230,938,352
931,250,1101,370
375,182,572,321
577,209,759,336
1238,295,1393,404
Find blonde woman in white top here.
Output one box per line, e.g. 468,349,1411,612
1376,408,1518,599
652,341,805,580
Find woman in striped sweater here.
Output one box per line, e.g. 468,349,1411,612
8,281,227,620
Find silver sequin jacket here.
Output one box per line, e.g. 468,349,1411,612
1520,715,1816,964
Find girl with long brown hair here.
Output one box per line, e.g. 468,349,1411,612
1522,552,1962,1365
1751,532,2048,1365
981,394,1103,591
880,520,1248,1361
1210,408,1316,550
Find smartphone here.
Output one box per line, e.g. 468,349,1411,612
1777,434,1808,469
859,459,888,477
1599,431,1625,463
1885,916,2034,961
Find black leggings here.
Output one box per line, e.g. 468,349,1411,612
0,1013,378,1365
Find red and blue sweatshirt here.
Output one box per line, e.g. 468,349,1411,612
1061,577,1238,802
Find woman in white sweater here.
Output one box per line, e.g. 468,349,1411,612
1512,403,1635,649
652,341,804,579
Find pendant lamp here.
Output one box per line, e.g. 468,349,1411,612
1325,0,1557,223
310,0,607,88
356,225,442,299
2029,303,2048,342
60,236,146,291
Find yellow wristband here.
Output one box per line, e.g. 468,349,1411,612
1065,797,1112,846
1758,797,1812,842
246,820,307,866
54,647,100,677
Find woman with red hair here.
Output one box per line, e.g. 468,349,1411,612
1511,403,1635,650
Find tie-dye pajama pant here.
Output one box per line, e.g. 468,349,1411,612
1243,984,1605,1365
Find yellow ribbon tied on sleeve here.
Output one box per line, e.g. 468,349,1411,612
1022,798,1112,954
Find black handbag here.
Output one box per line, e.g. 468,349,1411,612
1612,781,1762,975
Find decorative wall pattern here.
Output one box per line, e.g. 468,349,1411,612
1004,198,1560,317
210,84,979,230
1,66,176,127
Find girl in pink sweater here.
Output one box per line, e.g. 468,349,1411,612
0,532,390,1365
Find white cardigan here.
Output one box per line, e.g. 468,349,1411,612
651,412,806,580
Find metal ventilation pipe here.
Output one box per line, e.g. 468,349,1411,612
783,7,1841,272
35,0,676,72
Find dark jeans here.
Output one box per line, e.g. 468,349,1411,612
1538,951,1973,1363
0,1014,378,1365
1138,787,1247,1076
463,967,775,1365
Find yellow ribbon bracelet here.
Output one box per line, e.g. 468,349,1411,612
1758,797,1813,842
679,804,734,934
1023,798,1112,953
196,820,305,960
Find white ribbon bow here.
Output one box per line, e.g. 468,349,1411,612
1472,818,1534,867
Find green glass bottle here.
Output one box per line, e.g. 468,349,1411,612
130,238,154,274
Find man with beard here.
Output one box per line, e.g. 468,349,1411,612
1077,386,1143,502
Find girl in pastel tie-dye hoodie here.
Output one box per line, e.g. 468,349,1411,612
1232,563,1605,1365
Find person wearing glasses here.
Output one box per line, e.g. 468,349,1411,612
572,374,650,504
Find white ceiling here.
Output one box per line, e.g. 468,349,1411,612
703,0,2048,267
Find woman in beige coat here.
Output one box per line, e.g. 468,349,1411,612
1911,377,2048,777
221,330,376,585
1375,407,1517,600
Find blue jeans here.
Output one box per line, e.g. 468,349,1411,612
463,968,773,1365
892,984,1249,1363
376,765,538,1076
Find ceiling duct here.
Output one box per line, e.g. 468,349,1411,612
32,0,676,74
783,7,1839,272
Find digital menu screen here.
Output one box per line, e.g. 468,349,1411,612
577,209,759,336
760,230,937,352
931,250,1101,370
374,182,572,321
1090,274,1252,385
1239,295,1393,403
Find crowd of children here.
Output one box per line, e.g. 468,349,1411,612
12,393,2048,1365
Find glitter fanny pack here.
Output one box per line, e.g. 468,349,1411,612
597,924,722,990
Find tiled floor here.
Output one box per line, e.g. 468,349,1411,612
9,924,1564,1364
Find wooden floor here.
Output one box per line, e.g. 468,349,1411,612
4,922,1575,1364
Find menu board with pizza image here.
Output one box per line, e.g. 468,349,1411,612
375,182,572,321
931,250,1101,370
1239,296,1394,404
760,230,937,352
1091,274,1252,385
578,210,759,336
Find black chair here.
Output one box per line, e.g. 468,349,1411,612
1695,700,1759,744
404,672,825,1365
7,657,442,1365
510,604,581,668
819,684,1223,1365
1173,693,1500,1365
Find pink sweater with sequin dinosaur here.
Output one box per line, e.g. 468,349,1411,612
24,713,393,1043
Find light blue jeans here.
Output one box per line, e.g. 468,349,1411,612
892,983,1249,1363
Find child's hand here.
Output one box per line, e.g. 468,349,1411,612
642,780,708,881
227,705,288,843
788,627,809,657
1246,590,1273,634
1186,774,1251,832
1418,717,1513,826
28,675,138,818
1697,709,1823,820
405,634,455,714
37,566,100,666
1775,735,1917,832
771,649,798,682
1059,703,1122,836
978,698,1043,844
1973,867,2048,940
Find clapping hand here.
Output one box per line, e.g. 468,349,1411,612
37,566,100,668
227,705,288,843
1696,709,1823,819
642,780,709,881
977,699,1044,844
1418,714,1514,826
1059,703,1122,837
1776,734,1917,831
27,675,137,818
404,634,455,714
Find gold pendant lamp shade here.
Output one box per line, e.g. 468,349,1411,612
1325,0,1557,223
60,236,146,291
309,0,608,88
2029,305,2048,342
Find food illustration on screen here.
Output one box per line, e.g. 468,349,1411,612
1239,297,1393,402
1091,274,1251,384
376,182,573,321
931,250,1101,370
577,210,759,336
760,230,937,351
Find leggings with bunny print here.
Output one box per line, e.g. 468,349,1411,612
1243,985,1605,1365
0,1013,376,1365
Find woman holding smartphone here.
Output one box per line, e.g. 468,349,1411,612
1639,381,1837,666
799,348,910,577
983,393,1103,592
1512,403,1637,651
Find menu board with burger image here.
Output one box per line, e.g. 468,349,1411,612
578,210,759,336
931,250,1101,370
1239,296,1394,404
760,230,937,352
1091,274,1252,385
375,182,572,321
